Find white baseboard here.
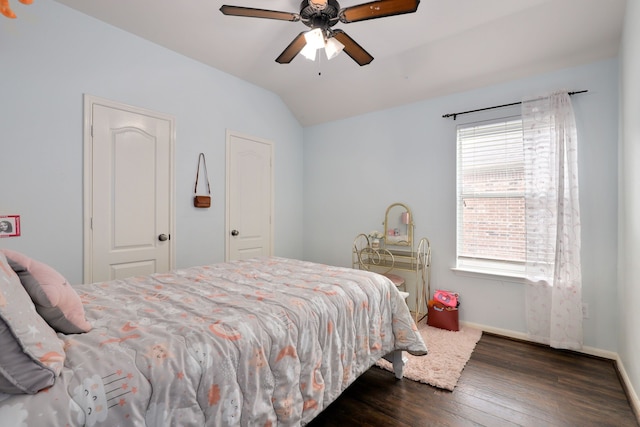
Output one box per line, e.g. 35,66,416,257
462,321,528,344
461,321,640,423
461,321,616,358
615,354,640,423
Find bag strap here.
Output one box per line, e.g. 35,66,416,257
194,153,211,195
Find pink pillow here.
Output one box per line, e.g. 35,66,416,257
1,249,91,334
0,252,65,394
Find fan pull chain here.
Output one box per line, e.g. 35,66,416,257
316,51,323,76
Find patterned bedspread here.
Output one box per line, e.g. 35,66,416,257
0,257,427,426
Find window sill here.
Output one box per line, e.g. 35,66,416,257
451,267,525,284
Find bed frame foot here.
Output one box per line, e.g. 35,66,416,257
383,350,407,379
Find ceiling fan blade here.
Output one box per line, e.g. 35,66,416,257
276,32,307,64
339,0,419,23
220,5,300,22
332,30,374,66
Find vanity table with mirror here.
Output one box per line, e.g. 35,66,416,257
352,203,431,321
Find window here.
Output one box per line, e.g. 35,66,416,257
456,117,525,276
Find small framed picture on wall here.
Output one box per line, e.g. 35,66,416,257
0,215,20,238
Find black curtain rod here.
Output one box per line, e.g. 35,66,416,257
442,90,588,120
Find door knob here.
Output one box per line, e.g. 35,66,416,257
231,230,239,236
158,234,169,241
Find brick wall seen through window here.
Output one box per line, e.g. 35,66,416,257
457,117,525,272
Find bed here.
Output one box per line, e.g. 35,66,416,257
0,250,427,426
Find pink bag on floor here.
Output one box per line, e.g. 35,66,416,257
433,289,459,308
427,301,459,331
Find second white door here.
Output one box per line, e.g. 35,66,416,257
226,131,273,261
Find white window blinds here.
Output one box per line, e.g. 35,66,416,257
456,117,525,274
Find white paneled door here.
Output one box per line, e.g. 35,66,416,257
84,96,174,283
226,130,273,261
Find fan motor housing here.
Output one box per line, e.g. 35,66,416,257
300,0,340,29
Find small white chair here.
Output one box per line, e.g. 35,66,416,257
383,272,406,290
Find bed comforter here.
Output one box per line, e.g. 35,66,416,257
0,257,427,426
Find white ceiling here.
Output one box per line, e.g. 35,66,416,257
54,0,627,126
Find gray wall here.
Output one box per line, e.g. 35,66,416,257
619,0,640,413
0,1,305,282
303,59,619,353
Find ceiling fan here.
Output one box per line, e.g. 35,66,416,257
219,0,420,66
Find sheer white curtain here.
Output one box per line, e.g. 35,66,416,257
522,91,583,350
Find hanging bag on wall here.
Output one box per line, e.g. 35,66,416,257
193,153,211,208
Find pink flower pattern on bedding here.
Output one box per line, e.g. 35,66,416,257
0,257,427,426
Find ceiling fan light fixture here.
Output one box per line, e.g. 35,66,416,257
303,28,325,50
324,37,344,60
300,43,318,61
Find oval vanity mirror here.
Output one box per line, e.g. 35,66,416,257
383,202,413,247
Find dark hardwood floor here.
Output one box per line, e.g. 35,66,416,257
308,333,639,427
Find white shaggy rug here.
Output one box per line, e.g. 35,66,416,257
376,322,482,391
